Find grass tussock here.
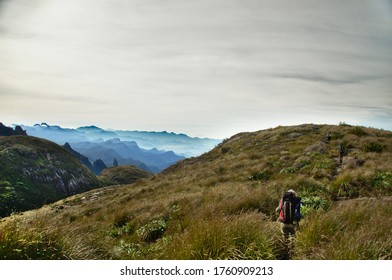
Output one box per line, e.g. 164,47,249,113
0,217,68,260
294,199,392,259
163,213,283,260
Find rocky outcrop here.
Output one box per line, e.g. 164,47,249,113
305,141,328,154
0,136,100,217
0,123,27,136
92,159,107,175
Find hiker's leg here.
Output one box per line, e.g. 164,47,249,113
286,224,296,259
280,224,289,259
281,224,295,259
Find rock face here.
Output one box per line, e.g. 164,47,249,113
0,136,100,217
305,141,328,154
0,123,27,136
63,142,94,172
92,159,107,175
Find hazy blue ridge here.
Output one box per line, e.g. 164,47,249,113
18,123,222,157
16,123,220,173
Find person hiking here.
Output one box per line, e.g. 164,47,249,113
276,189,302,236
339,142,345,165
326,131,332,143
276,189,302,259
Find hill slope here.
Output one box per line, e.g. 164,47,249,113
0,136,100,218
0,124,391,259
98,165,152,185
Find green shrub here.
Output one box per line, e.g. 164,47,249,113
350,127,368,137
118,240,143,258
330,171,392,199
280,167,296,174
372,171,392,190
221,146,230,154
364,142,386,153
109,223,135,238
301,196,330,217
137,217,167,243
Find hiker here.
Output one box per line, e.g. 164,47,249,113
276,189,302,238
326,131,332,143
339,142,345,165
276,189,302,259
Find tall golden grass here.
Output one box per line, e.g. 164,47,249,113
294,199,392,259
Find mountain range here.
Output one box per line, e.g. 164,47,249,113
13,123,221,173
69,139,183,173
18,123,221,157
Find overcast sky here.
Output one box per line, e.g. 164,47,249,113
1,0,391,138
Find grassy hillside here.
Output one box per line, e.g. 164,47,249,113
0,124,391,260
98,165,152,185
0,136,100,218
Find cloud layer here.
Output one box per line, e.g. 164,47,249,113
1,0,391,137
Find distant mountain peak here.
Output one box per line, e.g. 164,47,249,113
63,142,72,149
33,123,47,127
77,125,104,132
33,123,63,130
0,122,27,136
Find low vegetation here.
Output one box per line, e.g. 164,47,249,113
0,124,391,259
98,165,152,186
295,199,391,259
